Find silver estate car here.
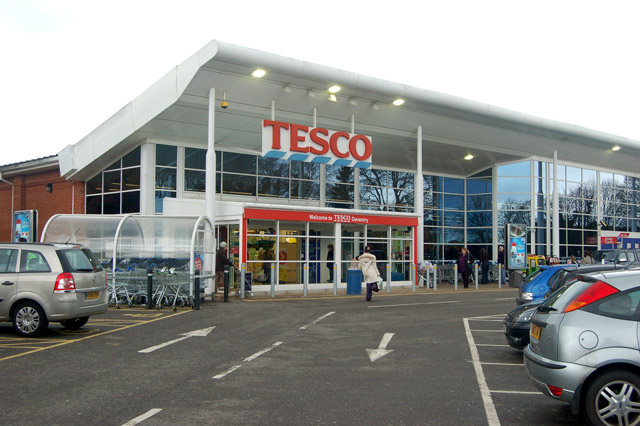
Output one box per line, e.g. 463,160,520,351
524,269,640,426
0,243,108,336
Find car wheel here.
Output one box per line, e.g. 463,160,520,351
13,302,49,337
584,369,640,426
60,316,89,330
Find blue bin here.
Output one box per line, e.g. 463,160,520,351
347,269,363,295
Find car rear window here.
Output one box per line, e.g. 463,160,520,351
582,288,640,321
524,268,544,283
593,251,615,262
57,248,103,272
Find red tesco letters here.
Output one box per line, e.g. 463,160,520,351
263,120,371,160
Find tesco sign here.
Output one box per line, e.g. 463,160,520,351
262,120,372,168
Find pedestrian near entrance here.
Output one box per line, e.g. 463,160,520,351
458,247,473,288
326,244,334,282
497,245,506,284
358,245,380,301
215,241,234,294
582,250,595,264
479,248,489,284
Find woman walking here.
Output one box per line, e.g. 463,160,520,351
359,246,381,302
458,247,473,288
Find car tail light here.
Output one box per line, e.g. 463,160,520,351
54,273,76,293
548,385,563,397
563,280,618,313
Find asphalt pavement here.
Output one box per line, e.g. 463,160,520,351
0,286,587,426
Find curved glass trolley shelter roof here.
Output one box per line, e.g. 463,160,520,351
41,214,215,277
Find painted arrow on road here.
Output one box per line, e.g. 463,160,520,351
138,326,215,353
366,333,395,362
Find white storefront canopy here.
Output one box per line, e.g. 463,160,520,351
57,40,640,183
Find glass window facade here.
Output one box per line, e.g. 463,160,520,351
359,168,414,212
84,142,640,265
244,218,412,285
86,147,140,214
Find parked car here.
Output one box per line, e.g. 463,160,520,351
516,264,578,305
0,243,108,336
592,248,640,265
504,263,630,349
524,268,640,425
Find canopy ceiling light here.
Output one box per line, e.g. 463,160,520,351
328,85,341,93
612,145,621,151
348,98,357,106
392,98,405,106
372,102,379,110
283,84,292,93
328,94,337,102
251,69,266,78
464,154,474,161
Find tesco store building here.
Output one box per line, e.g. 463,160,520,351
56,39,640,291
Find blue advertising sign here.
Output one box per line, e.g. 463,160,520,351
13,210,37,242
506,223,527,270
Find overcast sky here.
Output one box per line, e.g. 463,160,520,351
1,0,639,166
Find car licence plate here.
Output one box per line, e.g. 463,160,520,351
85,291,99,300
530,323,542,340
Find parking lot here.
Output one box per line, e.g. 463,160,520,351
464,312,583,426
0,287,588,425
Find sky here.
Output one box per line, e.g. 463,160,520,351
1,0,639,166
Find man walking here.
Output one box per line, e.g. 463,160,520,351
215,241,234,294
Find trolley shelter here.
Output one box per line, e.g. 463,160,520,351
241,207,419,293
41,214,215,303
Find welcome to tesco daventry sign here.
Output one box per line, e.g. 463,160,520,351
262,120,372,168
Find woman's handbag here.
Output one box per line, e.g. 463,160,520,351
371,282,379,292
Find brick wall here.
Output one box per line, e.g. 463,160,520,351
0,168,84,241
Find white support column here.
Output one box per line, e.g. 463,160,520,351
492,165,499,259
552,151,560,257
546,162,551,256
416,126,424,262
139,142,155,215
206,88,216,224
530,160,535,254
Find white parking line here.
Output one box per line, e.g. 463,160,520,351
481,362,523,366
213,365,242,380
470,330,504,332
367,301,459,309
300,312,335,330
244,341,283,362
463,318,501,426
213,342,284,380
476,344,510,347
490,390,544,395
122,408,162,425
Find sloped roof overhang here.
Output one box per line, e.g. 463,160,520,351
58,40,640,181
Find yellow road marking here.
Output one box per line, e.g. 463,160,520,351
0,345,44,349
0,310,191,362
123,313,164,318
